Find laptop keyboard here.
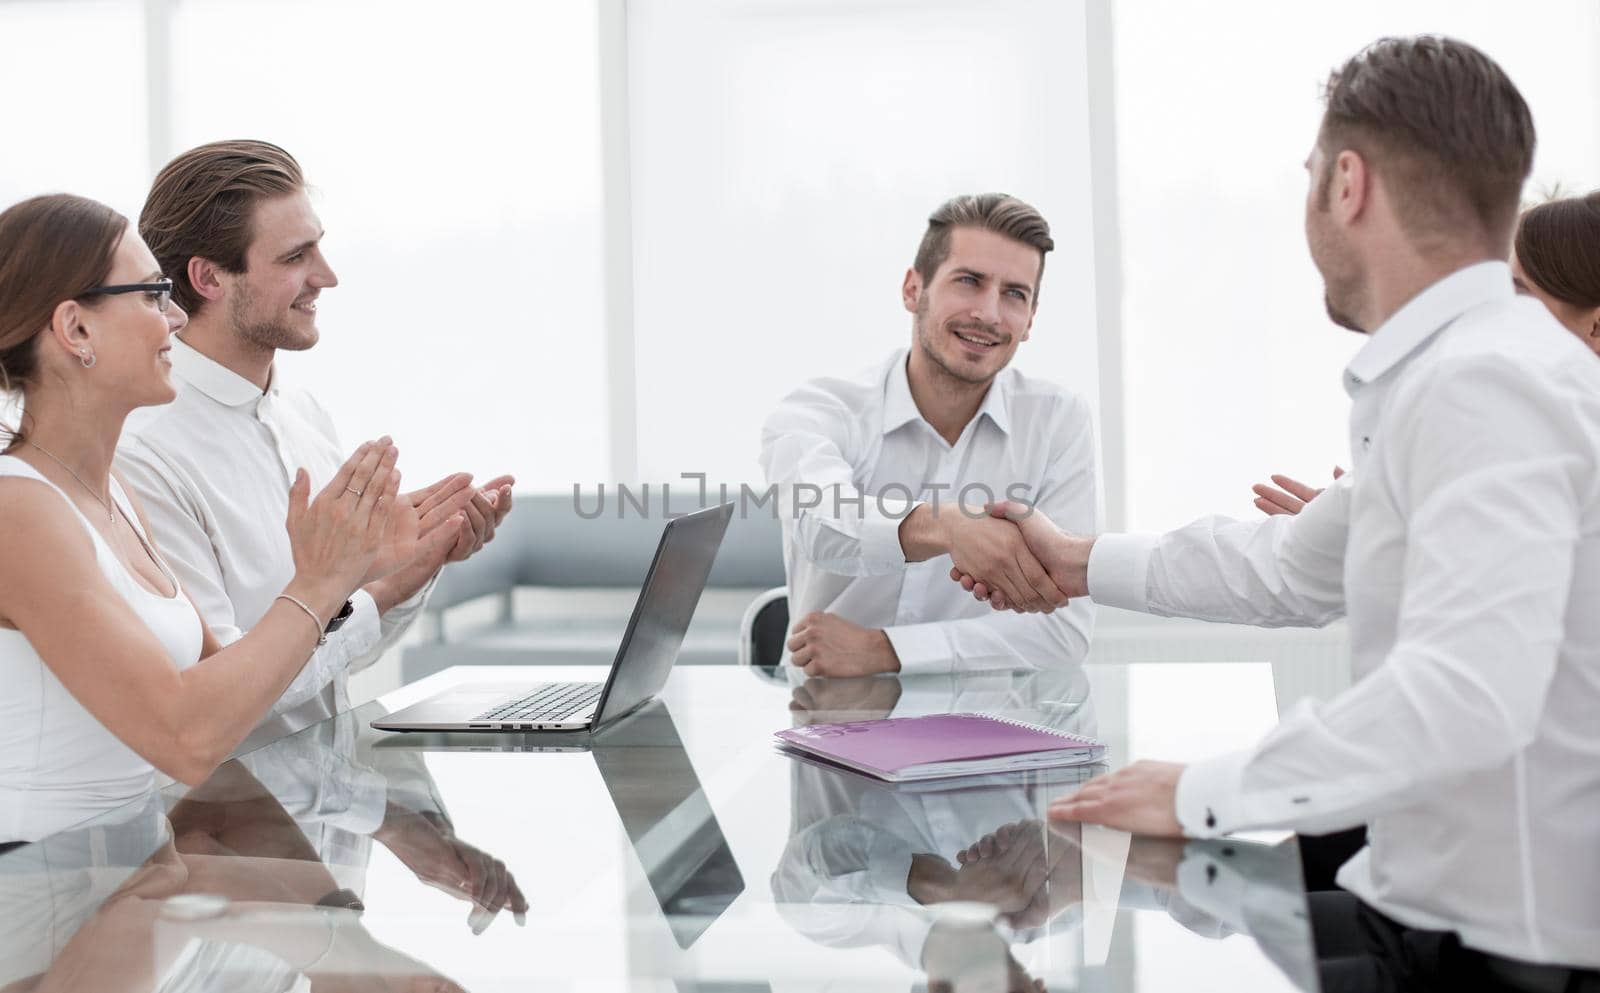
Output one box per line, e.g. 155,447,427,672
474,682,602,723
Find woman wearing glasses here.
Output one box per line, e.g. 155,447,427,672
0,194,450,842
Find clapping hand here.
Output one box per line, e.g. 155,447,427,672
1251,466,1344,517
445,474,515,563
361,471,477,585
287,439,406,608
360,472,515,615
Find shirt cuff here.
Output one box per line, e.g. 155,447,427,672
1177,751,1248,837
1086,533,1157,611
859,497,922,570
1176,751,1250,838
328,768,390,836
1173,844,1249,933
884,622,953,676
338,589,384,654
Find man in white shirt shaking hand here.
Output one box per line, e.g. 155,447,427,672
955,37,1600,985
118,141,515,737
761,193,1097,682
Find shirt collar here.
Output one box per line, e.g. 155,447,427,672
170,337,275,407
1343,260,1513,396
882,351,922,434
881,349,1013,438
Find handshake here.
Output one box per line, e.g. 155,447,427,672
903,500,1095,613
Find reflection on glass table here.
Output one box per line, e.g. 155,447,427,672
0,662,1326,991
0,759,469,992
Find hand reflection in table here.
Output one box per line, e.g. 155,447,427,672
233,705,528,933
0,758,469,993
774,667,1098,992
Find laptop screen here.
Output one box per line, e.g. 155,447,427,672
593,502,734,727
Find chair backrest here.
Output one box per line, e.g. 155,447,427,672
738,587,789,678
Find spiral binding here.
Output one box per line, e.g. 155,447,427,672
969,712,1098,746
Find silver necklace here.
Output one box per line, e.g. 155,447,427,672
27,440,116,525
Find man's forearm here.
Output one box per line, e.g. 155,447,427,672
365,562,437,615
906,852,957,904
898,504,951,562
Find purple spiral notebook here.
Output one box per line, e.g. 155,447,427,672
774,713,1104,782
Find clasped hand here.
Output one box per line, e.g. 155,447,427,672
943,502,1092,613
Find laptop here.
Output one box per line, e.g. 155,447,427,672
371,502,734,734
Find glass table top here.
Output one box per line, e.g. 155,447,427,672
0,662,1316,992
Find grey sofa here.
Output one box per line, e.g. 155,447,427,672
399,492,786,682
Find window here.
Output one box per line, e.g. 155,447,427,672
1114,0,1600,530
628,0,1103,494
166,0,608,491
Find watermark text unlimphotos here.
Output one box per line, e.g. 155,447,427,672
571,474,1036,520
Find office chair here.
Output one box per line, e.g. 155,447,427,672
738,586,789,683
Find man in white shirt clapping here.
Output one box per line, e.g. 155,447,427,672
760,194,1096,680
952,38,1600,987
118,140,515,740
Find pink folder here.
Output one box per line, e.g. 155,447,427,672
774,713,1104,782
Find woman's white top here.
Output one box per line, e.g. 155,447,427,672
0,455,203,842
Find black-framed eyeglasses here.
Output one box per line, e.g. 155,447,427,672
79,278,175,313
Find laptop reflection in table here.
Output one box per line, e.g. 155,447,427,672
374,699,744,950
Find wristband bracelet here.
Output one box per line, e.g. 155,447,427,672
276,593,327,646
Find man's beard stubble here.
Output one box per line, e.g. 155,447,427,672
1309,164,1369,335
228,283,315,352
1323,292,1366,333
913,293,1006,387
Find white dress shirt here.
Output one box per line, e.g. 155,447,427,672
117,338,430,740
760,350,1097,676
1088,262,1600,967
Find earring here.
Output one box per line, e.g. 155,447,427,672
79,350,96,369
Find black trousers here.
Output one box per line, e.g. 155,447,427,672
1309,891,1600,993
1295,830,1599,993
1298,826,1367,892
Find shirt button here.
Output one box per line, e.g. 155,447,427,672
1362,436,1371,450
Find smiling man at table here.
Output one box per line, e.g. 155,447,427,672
760,193,1097,680
117,141,514,741
952,37,1600,991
